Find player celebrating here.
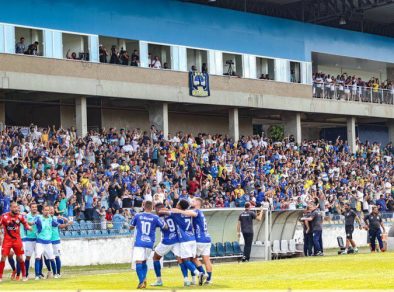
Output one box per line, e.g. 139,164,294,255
167,199,203,287
170,198,212,285
150,202,180,287
130,201,165,289
49,206,70,278
34,206,59,280
0,202,32,282
22,203,39,279
341,203,362,254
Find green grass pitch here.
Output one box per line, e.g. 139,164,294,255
1,252,393,290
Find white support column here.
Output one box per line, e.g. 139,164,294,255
387,120,394,144
178,46,187,72
43,30,53,57
148,103,168,139
347,116,356,154
249,55,257,79
301,62,312,84
207,50,223,75
2,24,15,54
170,45,180,71
88,35,99,63
282,112,302,145
274,59,290,82
229,108,239,142
75,96,88,138
139,41,149,68
242,54,250,78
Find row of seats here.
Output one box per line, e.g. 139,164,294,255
60,229,132,238
68,220,97,231
271,239,303,260
163,241,243,262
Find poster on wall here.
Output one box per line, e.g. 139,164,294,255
189,71,210,97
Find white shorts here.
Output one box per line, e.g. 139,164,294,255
35,243,55,260
52,243,61,257
23,241,36,257
179,241,197,259
132,247,152,262
155,242,180,258
196,242,211,257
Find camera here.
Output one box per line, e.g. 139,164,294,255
226,60,234,65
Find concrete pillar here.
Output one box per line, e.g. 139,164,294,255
282,112,302,144
274,59,290,82
75,96,88,137
229,108,239,142
347,116,356,153
148,103,168,139
387,120,394,144
139,41,149,68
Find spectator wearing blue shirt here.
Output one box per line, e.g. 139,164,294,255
376,195,387,212
112,209,126,230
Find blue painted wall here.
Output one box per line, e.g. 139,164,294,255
1,0,394,62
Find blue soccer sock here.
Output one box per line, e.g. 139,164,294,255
207,271,212,281
50,260,56,275
183,260,198,276
25,259,30,277
39,258,43,275
44,258,51,272
34,259,41,277
136,263,144,284
16,261,21,276
55,257,62,275
179,262,188,278
8,257,16,271
142,262,148,281
197,265,205,274
153,260,161,278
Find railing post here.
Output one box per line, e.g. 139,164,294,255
370,88,373,103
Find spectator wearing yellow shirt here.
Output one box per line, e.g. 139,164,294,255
234,184,245,198
119,160,130,172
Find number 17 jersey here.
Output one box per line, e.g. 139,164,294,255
131,212,165,249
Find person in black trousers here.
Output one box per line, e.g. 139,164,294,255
301,207,313,256
237,202,263,262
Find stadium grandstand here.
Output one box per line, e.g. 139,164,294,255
0,0,393,290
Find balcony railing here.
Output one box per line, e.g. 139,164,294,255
312,82,394,105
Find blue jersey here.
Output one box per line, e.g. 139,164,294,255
131,212,165,249
160,216,179,245
170,213,195,243
192,209,211,243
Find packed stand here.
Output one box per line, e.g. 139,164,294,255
313,72,394,104
0,125,393,229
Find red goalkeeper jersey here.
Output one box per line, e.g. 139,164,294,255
0,212,29,242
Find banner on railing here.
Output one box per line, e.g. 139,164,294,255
189,71,210,97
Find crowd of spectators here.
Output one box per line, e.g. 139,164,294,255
0,124,393,228
313,72,394,104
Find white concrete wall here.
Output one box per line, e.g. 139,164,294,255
101,108,149,130
169,113,252,136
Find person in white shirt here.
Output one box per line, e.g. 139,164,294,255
151,56,161,69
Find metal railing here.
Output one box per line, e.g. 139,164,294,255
312,82,394,105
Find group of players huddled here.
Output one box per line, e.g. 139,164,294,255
0,202,70,282
130,197,212,289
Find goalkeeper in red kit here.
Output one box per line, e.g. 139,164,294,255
0,202,32,282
